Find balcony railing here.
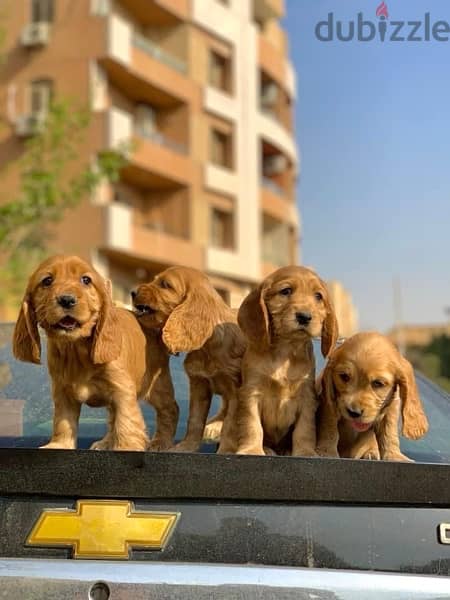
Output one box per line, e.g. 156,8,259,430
132,31,187,74
135,126,187,155
142,221,189,240
261,176,285,197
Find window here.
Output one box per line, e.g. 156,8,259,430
209,50,231,93
210,208,234,250
262,215,289,266
260,78,279,112
135,104,157,139
210,128,233,169
31,0,53,23
29,79,53,115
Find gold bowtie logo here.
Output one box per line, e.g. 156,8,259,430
27,500,179,559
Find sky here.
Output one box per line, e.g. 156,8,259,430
284,0,450,331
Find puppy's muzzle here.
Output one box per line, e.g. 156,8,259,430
57,294,77,309
133,304,156,316
347,407,363,419
296,311,312,326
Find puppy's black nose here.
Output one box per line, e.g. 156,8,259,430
57,295,77,309
347,407,363,419
130,290,137,300
296,311,312,325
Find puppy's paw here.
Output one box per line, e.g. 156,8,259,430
236,446,265,456
383,451,413,463
40,441,75,450
293,448,319,458
359,448,381,460
263,446,277,456
170,440,201,453
316,445,339,458
203,421,223,442
147,438,173,452
216,443,237,455
90,437,111,450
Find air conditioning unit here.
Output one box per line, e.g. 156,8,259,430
261,82,278,107
15,113,46,137
135,104,156,139
264,154,288,176
21,22,50,47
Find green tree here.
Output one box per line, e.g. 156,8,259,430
406,335,450,394
0,99,126,305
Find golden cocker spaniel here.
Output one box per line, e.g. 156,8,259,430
13,255,149,450
132,266,246,453
235,265,338,456
316,331,429,461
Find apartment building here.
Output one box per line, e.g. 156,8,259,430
327,280,359,339
0,0,299,313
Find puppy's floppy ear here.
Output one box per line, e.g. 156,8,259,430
317,359,336,408
238,284,270,348
397,355,429,440
162,285,218,354
91,278,121,364
13,295,41,364
104,278,113,299
320,281,339,358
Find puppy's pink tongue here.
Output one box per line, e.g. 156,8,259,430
351,421,372,432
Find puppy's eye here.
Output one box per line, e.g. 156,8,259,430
81,276,92,285
372,380,385,389
159,279,171,290
41,276,53,287
279,287,292,296
339,373,351,383
314,292,323,302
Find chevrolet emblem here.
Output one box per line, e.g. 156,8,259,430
27,500,179,559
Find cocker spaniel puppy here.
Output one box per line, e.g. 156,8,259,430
236,265,338,456
13,255,149,450
316,331,429,461
132,266,246,453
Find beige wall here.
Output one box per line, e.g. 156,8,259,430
388,324,450,348
327,280,359,339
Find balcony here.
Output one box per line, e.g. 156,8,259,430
135,126,187,156
261,180,299,229
132,31,186,75
258,111,298,167
118,0,189,25
134,226,203,269
106,107,194,188
262,214,290,271
102,203,204,270
262,176,284,198
100,14,197,107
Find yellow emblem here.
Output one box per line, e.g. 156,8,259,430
27,500,179,559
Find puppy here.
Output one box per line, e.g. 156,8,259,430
236,266,338,456
13,255,149,450
132,266,246,453
316,331,429,461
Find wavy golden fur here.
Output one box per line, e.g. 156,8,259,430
13,255,149,450
235,265,338,456
133,266,246,453
316,331,429,461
